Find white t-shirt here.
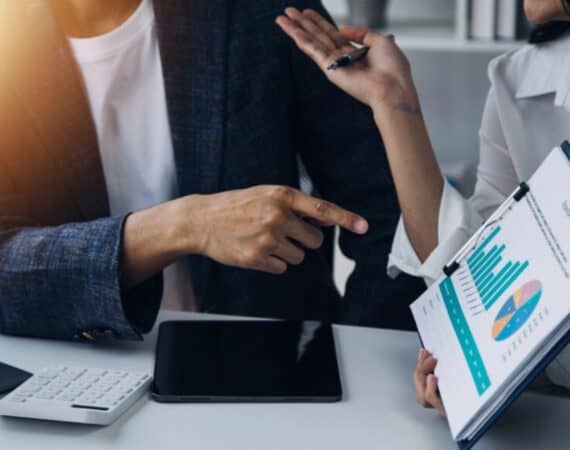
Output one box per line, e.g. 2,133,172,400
68,0,195,311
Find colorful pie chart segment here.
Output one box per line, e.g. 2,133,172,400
491,280,542,341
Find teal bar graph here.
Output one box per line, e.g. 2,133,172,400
466,226,529,310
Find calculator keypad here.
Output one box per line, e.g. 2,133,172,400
5,366,150,409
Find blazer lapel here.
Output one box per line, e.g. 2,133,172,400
154,0,228,306
153,0,228,198
8,1,110,222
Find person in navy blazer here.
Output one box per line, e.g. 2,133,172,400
0,0,424,341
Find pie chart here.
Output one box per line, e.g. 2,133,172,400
491,280,542,341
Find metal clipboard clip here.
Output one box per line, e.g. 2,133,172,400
442,140,570,278
442,182,530,277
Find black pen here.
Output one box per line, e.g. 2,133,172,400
327,46,369,70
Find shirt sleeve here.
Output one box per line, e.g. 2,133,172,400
387,84,570,389
388,179,484,286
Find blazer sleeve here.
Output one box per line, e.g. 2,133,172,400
0,216,163,341
0,1,163,341
287,0,425,326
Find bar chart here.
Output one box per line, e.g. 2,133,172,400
466,226,529,311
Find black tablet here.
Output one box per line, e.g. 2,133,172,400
152,320,342,403
0,362,32,394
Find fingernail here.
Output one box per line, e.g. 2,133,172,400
418,348,424,362
354,218,368,234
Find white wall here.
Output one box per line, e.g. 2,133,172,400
323,0,455,22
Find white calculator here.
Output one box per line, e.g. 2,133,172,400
0,366,152,425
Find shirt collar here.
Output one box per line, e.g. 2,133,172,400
516,33,570,110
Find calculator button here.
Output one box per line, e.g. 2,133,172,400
60,368,85,379
12,392,32,399
82,376,100,384
67,388,84,395
17,385,41,394
28,378,50,387
78,393,98,401
37,368,63,379
115,384,132,393
107,370,127,377
36,393,55,400
42,387,62,394
59,374,79,382
103,377,122,384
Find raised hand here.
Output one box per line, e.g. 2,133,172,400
276,7,415,109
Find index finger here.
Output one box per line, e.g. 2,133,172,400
414,349,429,406
288,191,368,235
425,374,446,416
302,9,347,48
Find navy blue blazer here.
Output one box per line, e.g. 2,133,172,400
0,0,424,341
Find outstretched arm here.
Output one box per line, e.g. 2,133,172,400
0,184,367,340
276,7,443,261
121,185,369,287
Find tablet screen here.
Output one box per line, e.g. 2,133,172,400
152,320,342,402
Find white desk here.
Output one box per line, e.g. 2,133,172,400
0,310,568,450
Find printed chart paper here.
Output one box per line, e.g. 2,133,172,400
411,148,570,439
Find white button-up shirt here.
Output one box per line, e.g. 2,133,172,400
389,34,570,389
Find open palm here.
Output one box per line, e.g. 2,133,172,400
276,7,414,108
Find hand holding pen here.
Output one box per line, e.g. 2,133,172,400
276,7,414,109
327,45,370,70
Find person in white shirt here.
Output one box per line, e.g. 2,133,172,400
276,0,570,415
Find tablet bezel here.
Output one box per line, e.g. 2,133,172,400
151,320,343,403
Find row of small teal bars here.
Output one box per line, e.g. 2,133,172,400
466,226,529,310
